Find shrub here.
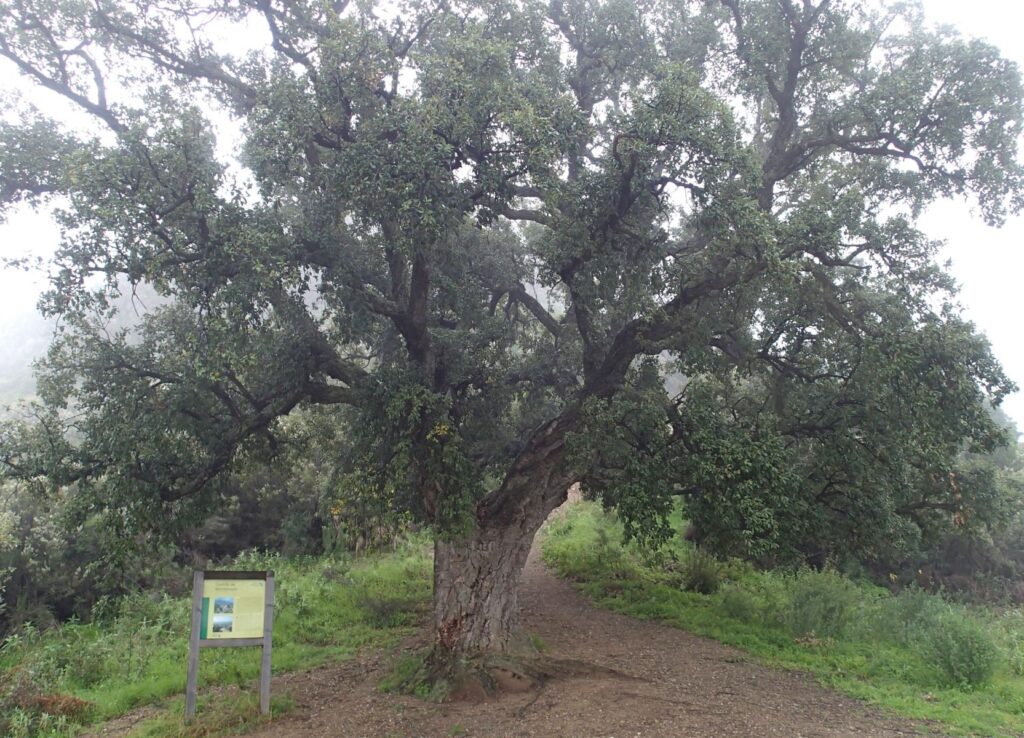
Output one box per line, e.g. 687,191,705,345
917,609,998,690
1003,627,1024,677
678,548,723,595
996,610,1024,677
717,584,761,623
867,586,947,646
782,569,861,639
859,587,998,689
0,664,90,738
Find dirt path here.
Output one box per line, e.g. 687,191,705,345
244,531,939,738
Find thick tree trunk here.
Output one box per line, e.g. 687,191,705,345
429,410,581,674
431,488,566,661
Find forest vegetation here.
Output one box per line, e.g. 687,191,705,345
1,0,1024,732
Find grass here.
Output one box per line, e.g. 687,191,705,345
0,536,433,738
13,503,1024,737
542,502,1024,738
127,691,295,738
377,651,450,702
528,633,548,653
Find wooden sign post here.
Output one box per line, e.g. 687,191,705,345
185,570,275,721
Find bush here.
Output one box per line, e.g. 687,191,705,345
678,548,723,594
1003,626,1024,677
782,569,861,639
997,610,1024,677
917,609,998,690
718,584,761,622
0,663,90,738
867,586,947,646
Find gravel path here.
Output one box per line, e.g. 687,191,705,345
243,516,940,738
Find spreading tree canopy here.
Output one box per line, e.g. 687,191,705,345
1,0,1022,663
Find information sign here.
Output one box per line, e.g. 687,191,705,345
185,570,274,721
200,578,266,640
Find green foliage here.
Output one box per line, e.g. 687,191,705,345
717,584,763,624
2,0,1024,662
2,708,77,738
543,503,1024,735
0,542,432,738
363,373,484,538
918,611,999,691
670,383,802,560
1000,620,1024,678
527,633,548,653
127,691,295,738
671,373,1024,571
875,412,1024,603
781,570,861,639
867,587,949,647
377,651,449,702
0,481,183,635
674,548,723,595
569,363,680,551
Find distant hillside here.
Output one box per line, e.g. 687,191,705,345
0,301,52,405
0,281,166,408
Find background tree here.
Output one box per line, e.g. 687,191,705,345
1,0,1022,678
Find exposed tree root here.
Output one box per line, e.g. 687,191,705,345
443,653,646,702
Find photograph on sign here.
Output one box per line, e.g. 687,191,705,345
200,579,266,640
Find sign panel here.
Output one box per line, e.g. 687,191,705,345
186,570,274,721
200,578,266,640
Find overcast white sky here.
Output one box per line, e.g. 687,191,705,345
916,0,1024,427
1,0,1023,425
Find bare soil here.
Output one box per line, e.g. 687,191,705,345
243,528,941,738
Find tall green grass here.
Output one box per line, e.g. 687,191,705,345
543,502,1024,737
1,538,432,738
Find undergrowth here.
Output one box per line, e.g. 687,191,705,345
542,502,1024,737
0,536,432,738
378,651,450,702
128,691,295,738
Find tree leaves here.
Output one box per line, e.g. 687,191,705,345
0,0,1020,560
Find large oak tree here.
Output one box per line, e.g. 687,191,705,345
1,0,1022,670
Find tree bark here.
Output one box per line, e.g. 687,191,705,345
430,406,581,670
431,486,567,660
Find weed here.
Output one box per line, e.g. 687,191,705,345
867,586,947,646
528,633,548,653
128,691,295,737
378,652,448,702
1002,625,1024,677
